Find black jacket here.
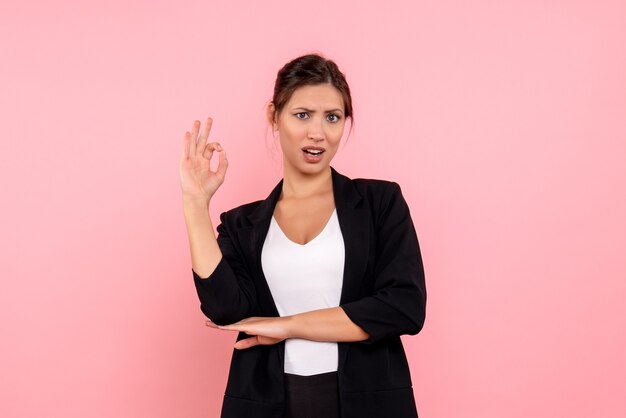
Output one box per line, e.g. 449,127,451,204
192,167,427,418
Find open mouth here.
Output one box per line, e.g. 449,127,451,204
303,149,324,156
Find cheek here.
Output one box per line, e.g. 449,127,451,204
279,123,305,144
328,129,344,146
279,130,301,154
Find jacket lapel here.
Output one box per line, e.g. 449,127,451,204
234,167,371,371
235,178,284,318
331,167,371,372
330,167,371,304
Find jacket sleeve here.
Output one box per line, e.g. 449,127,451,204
339,182,427,345
191,211,258,325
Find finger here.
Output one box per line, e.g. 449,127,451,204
189,120,200,157
217,324,238,331
205,319,219,329
181,131,191,161
234,336,259,350
216,316,253,329
202,142,221,163
216,148,228,182
197,117,213,157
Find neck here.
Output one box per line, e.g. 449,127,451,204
281,165,333,199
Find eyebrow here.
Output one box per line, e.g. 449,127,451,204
292,107,344,114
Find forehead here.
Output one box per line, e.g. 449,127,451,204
286,84,344,109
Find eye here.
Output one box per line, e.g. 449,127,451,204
295,112,309,119
326,114,341,123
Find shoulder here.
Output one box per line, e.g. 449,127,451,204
332,167,407,211
351,177,401,195
218,199,264,228
345,175,411,223
348,176,404,208
225,199,264,215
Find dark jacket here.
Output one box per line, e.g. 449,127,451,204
192,167,427,418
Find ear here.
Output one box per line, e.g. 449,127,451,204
266,101,278,131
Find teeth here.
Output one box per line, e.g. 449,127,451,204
304,149,323,155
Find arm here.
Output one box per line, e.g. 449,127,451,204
211,306,369,350
191,210,258,325
180,118,256,325
184,199,223,278
287,306,369,342
180,118,227,278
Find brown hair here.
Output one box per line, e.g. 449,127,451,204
270,53,354,134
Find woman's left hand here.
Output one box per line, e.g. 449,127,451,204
205,316,292,350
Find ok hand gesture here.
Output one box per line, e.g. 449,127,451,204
179,117,228,203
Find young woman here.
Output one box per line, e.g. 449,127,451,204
179,53,427,418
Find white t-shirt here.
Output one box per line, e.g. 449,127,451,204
261,209,345,376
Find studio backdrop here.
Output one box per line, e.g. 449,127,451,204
1,1,625,417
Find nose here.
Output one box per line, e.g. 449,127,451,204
307,117,324,141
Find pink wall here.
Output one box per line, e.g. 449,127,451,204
1,1,625,417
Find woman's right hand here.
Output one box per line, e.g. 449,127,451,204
179,117,228,204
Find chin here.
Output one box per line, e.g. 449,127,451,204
301,164,329,175
287,161,331,176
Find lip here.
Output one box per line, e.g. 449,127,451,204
301,146,326,152
301,146,325,163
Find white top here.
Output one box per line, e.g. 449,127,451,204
261,209,345,376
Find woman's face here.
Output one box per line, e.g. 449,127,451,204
269,83,346,177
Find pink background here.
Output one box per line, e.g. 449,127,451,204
1,1,625,417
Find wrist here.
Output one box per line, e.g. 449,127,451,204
284,314,300,339
183,196,210,210
182,199,213,225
